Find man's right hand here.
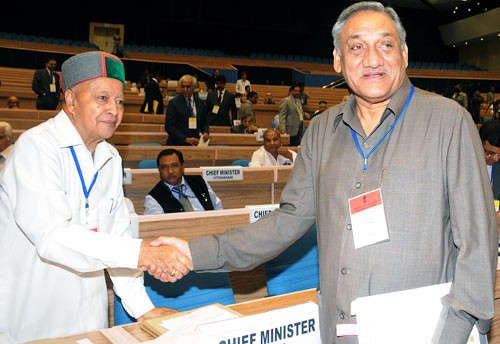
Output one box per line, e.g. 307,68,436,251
138,241,193,283
146,237,193,282
185,137,199,146
277,147,293,161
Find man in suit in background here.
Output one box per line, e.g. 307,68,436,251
479,119,500,234
479,119,500,204
312,100,328,118
279,84,308,146
239,91,258,123
144,148,222,214
140,70,164,114
205,74,238,126
165,74,209,146
205,68,220,92
32,57,61,110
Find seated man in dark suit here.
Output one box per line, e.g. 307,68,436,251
230,114,258,134
144,148,222,215
165,74,209,145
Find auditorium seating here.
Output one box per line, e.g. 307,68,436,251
124,166,290,214
264,224,319,296
231,159,250,167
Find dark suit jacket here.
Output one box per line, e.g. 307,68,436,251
493,164,500,200
165,95,208,145
32,68,61,110
205,89,238,126
140,79,164,114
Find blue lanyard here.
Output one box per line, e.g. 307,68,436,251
351,84,415,173
69,146,99,215
171,184,191,199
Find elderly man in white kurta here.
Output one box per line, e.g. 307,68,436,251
0,51,192,342
249,128,297,167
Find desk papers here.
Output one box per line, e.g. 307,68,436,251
141,303,241,338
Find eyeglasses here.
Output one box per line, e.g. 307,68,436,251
484,150,500,159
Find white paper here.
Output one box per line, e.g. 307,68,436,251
158,304,239,338
197,133,210,147
352,282,483,344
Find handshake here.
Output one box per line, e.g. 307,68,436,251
138,237,193,282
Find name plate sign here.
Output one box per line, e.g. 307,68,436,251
247,204,279,223
197,301,321,344
202,166,243,181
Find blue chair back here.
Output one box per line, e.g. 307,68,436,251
114,271,235,325
231,159,250,167
138,159,158,169
264,224,319,296
128,142,162,146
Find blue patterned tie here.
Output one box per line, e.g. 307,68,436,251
186,97,194,117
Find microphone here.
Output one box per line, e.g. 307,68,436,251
322,78,346,89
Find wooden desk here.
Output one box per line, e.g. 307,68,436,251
28,289,317,344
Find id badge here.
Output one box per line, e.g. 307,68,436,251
348,188,389,249
189,117,197,129
212,105,220,114
50,83,56,93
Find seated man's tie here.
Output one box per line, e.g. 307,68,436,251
173,185,194,212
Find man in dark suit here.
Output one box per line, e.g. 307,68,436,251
479,119,500,200
31,58,61,110
205,68,219,92
140,71,164,114
205,74,238,126
165,74,209,146
144,148,222,214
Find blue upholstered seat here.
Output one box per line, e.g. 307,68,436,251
114,271,235,325
137,159,158,169
231,159,250,167
264,224,319,296
128,142,162,146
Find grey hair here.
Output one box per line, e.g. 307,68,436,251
332,1,406,56
0,121,13,141
179,74,196,85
